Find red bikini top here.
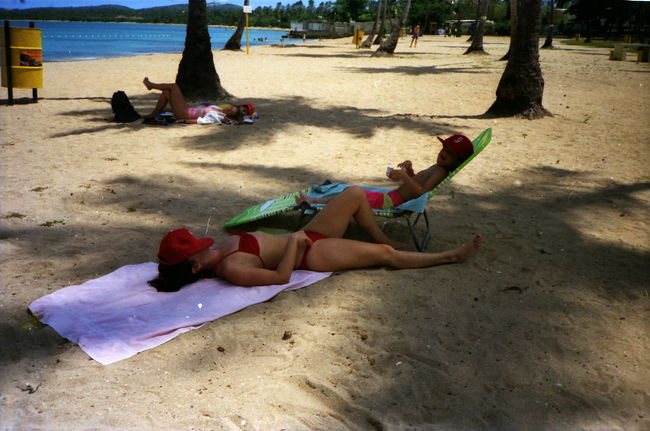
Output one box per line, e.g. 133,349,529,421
222,232,265,266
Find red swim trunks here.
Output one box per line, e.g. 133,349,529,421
361,189,405,209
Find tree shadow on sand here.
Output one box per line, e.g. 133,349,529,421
3,162,648,430
177,96,459,153
171,164,646,430
47,94,458,143
275,50,435,59
343,64,490,76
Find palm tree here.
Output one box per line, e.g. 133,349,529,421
373,0,388,45
372,0,412,56
499,0,517,61
464,0,489,54
486,0,550,119
467,0,481,42
223,0,248,51
176,0,230,100
541,0,555,49
361,0,384,48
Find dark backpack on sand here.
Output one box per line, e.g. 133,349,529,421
111,91,141,123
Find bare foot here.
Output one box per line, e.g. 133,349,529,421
453,235,483,262
143,77,153,91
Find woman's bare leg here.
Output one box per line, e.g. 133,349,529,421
306,235,483,272
146,90,171,118
143,77,190,119
302,186,403,248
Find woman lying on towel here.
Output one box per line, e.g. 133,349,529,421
296,134,473,210
143,77,255,125
149,187,483,291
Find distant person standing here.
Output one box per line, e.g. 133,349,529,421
410,24,421,48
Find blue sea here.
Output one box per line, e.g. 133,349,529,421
8,20,299,62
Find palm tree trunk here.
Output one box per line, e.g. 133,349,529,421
223,0,248,51
541,0,554,49
373,0,388,45
486,0,550,119
361,0,383,48
372,0,412,56
176,0,230,101
499,0,517,61
467,0,481,42
464,0,489,54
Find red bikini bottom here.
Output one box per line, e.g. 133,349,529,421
297,231,328,270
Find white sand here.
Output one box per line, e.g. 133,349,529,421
1,35,649,430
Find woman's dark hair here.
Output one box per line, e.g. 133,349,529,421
148,260,212,292
230,106,245,124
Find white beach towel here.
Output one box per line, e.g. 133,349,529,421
29,262,331,365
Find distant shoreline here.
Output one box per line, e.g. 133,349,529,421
3,18,289,32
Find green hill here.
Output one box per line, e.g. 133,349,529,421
0,3,243,25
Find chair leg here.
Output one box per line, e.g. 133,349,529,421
406,211,431,252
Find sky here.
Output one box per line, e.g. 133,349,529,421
0,0,326,9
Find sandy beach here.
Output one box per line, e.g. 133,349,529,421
1,35,649,430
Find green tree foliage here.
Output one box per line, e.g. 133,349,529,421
333,0,369,21
0,4,241,25
449,0,509,35
563,0,650,41
407,0,454,33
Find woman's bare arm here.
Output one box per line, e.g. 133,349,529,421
220,232,310,286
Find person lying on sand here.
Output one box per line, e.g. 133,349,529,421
296,134,474,210
150,187,483,291
143,77,254,125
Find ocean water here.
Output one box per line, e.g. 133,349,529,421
8,20,299,62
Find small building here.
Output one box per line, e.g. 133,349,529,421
287,21,374,39
444,19,495,35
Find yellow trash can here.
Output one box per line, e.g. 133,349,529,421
352,29,364,47
2,22,43,104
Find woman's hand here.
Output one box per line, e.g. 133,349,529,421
397,160,415,176
292,231,313,248
388,168,409,182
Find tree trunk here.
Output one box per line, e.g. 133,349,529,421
467,0,482,42
499,0,517,61
541,0,554,49
372,0,412,56
361,0,383,48
176,0,230,101
223,0,248,51
374,0,387,45
464,0,489,54
486,0,550,119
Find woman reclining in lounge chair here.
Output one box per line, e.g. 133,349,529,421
142,77,255,124
297,134,474,210
150,187,483,291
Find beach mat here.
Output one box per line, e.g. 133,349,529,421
29,262,331,365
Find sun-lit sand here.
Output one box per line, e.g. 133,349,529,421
1,35,649,430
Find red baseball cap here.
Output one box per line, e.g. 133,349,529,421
437,134,473,161
157,228,214,266
240,103,255,116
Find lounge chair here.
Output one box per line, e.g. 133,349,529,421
225,128,492,251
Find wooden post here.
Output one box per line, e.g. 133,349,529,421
245,13,249,55
4,21,13,105
30,21,37,102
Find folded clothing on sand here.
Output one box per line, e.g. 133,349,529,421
29,263,330,365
